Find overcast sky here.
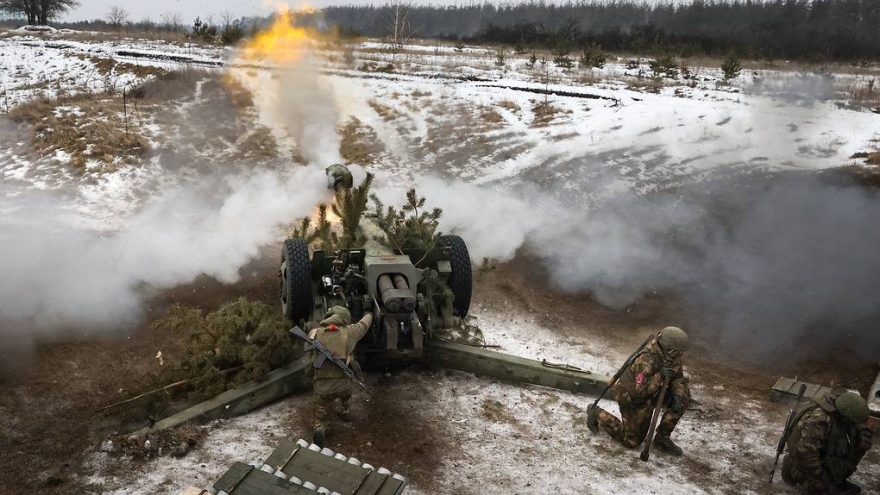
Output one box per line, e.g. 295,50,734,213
60,0,469,23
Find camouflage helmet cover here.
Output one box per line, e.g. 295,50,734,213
323,305,352,325
835,391,869,424
658,326,689,352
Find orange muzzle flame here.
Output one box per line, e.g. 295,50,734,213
239,8,323,65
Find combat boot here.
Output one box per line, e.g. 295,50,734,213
652,434,683,456
836,481,862,494
313,427,326,449
586,405,599,434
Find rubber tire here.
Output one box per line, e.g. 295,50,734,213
440,234,472,317
280,238,312,323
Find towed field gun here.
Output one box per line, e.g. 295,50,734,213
148,165,618,494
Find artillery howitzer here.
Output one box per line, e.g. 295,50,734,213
280,233,472,367
140,166,615,494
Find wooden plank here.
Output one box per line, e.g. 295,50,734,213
134,357,311,435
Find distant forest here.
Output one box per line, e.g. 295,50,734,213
321,0,880,61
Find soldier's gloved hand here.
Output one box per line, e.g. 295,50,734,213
660,366,675,378
670,395,683,413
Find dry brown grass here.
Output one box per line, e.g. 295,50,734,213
368,100,399,121
627,77,667,93
497,98,520,113
131,68,212,102
839,79,880,108
531,99,562,127
480,398,520,425
479,105,503,124
65,30,194,46
9,92,149,168
339,117,384,165
358,61,395,73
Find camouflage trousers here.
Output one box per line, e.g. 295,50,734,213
782,455,847,495
312,390,352,432
595,394,689,448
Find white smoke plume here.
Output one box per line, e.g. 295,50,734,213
275,59,343,167
408,172,880,359
0,166,327,339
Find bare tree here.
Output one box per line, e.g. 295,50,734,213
105,6,129,30
220,9,235,28
0,0,80,25
160,10,182,33
385,2,412,52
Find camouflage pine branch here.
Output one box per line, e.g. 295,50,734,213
332,172,374,249
370,188,442,253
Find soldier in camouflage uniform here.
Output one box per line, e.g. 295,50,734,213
781,390,874,495
587,326,691,455
307,306,373,448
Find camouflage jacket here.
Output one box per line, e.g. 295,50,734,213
307,313,372,394
614,339,688,407
787,396,874,487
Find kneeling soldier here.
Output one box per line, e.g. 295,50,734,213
782,390,874,495
588,326,691,455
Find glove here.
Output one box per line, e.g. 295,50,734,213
670,395,683,413
660,366,675,378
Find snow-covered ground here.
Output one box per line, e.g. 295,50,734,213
1,28,878,495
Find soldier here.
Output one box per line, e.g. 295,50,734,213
587,326,691,455
781,390,874,495
307,306,373,448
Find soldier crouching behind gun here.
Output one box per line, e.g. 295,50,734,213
782,390,874,495
307,306,373,448
587,326,691,455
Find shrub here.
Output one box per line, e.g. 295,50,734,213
495,49,506,67
525,52,537,69
220,22,245,45
552,45,574,69
579,43,606,69
721,53,743,82
190,17,217,43
649,54,679,79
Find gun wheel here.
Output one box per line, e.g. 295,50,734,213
440,234,472,317
280,238,312,323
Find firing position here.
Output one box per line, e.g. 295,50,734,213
305,306,372,448
781,390,874,495
587,326,691,456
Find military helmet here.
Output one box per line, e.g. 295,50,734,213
658,326,689,352
835,391,869,424
323,306,352,325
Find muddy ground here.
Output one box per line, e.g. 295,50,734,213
0,244,877,494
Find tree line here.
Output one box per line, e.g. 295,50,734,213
322,0,880,60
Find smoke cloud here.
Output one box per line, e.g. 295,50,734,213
0,166,328,340
415,172,880,359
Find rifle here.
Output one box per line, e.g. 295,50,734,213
769,383,808,483
640,375,671,462
289,326,366,390
589,333,655,411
